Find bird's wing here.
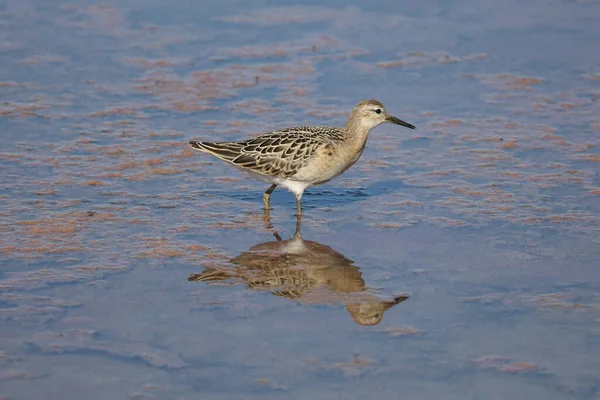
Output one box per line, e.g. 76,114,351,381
189,127,341,178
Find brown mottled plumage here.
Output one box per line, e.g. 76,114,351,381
189,99,415,215
190,126,345,178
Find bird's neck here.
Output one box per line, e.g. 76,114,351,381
343,117,373,151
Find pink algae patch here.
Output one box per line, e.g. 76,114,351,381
508,77,543,86
132,59,318,112
472,73,544,91
578,154,600,162
183,244,209,252
230,99,278,114
472,356,542,373
213,36,339,60
98,172,124,179
147,167,182,175
526,293,596,309
110,161,138,171
144,158,164,165
377,52,486,68
6,211,123,257
0,152,21,160
453,188,487,197
372,222,413,229
500,140,518,149
21,55,66,65
172,147,195,159
366,160,390,167
214,7,338,26
430,119,464,128
18,218,78,237
0,101,50,117
132,237,187,258
0,370,28,380
0,81,37,88
396,200,424,207
35,189,58,196
500,362,540,373
215,177,239,182
383,326,420,337
318,355,375,378
377,60,406,68
88,144,130,156
89,107,140,117
122,57,190,68
81,180,108,186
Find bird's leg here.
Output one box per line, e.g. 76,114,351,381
263,184,277,209
295,195,302,217
262,207,273,230
294,213,302,239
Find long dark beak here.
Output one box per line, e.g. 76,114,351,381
382,295,410,310
386,115,416,129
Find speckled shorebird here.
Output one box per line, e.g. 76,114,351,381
189,99,415,215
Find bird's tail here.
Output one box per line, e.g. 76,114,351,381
188,140,243,162
189,140,211,152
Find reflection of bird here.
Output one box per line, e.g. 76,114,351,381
189,220,409,326
189,99,415,215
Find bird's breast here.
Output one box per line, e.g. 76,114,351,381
293,141,366,185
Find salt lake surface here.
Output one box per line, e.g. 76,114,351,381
1,0,599,399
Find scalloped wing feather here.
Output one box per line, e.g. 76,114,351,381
190,126,344,178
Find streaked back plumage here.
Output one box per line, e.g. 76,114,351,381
189,125,345,178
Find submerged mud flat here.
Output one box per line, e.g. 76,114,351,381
1,0,599,399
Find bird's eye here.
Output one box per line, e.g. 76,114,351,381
374,109,382,114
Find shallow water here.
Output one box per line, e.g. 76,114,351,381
1,0,600,399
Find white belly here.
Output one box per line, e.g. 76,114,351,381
235,166,310,198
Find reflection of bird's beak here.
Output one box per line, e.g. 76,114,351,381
385,115,416,129
346,294,410,326
382,295,410,310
